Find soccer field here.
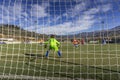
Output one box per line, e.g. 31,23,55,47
0,43,120,80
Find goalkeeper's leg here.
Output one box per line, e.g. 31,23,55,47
45,50,49,57
57,50,61,57
45,46,52,57
55,47,61,57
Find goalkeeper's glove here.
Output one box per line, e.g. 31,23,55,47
44,44,47,48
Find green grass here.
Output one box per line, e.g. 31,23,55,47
0,43,120,80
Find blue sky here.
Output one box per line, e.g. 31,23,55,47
0,0,120,35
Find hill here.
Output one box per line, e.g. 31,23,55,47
0,24,120,41
0,24,48,40
66,26,120,39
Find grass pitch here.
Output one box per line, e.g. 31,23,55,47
0,42,120,80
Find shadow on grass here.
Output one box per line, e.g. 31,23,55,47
25,62,74,79
24,53,120,73
24,53,120,80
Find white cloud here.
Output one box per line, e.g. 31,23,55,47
73,0,82,3
96,0,110,4
31,4,49,18
0,0,113,35
41,2,50,8
36,21,94,35
34,2,112,35
84,8,99,15
0,2,49,25
31,5,45,17
99,4,112,12
0,3,27,23
27,14,96,35
48,2,83,25
50,0,75,2
65,2,86,17
74,2,86,12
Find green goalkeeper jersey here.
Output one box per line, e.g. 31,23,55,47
45,38,60,47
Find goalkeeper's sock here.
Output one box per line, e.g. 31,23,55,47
57,50,61,57
45,51,49,57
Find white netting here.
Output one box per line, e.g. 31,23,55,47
0,0,120,80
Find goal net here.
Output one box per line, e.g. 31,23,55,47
0,0,120,80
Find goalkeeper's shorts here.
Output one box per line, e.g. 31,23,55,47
49,46,59,52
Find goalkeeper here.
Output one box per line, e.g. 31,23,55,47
44,35,61,58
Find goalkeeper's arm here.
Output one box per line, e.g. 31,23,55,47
56,40,60,48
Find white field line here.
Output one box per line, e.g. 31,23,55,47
0,74,95,80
